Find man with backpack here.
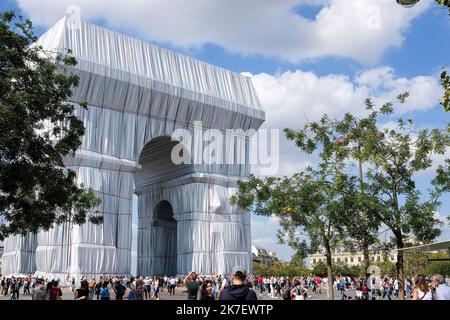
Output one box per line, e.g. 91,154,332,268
219,266,257,301
48,281,62,300
100,281,110,300
282,281,292,300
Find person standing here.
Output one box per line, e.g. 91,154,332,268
74,280,89,300
219,266,257,301
200,280,215,300
221,275,228,292
184,272,202,300
393,278,399,297
114,279,127,300
382,277,392,300
88,278,96,300
95,278,102,300
31,279,46,300
432,274,450,300
169,277,177,295
23,278,30,296
339,277,347,300
152,277,160,300
127,283,137,300
143,277,151,299
99,281,110,300
412,275,433,300
10,279,18,300
135,277,144,300
257,276,263,296
49,281,62,300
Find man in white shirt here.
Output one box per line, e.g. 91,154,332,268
432,274,450,300
169,277,177,295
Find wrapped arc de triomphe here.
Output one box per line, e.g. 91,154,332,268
1,16,265,281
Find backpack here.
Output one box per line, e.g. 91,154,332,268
49,287,60,300
115,284,125,297
282,286,291,299
100,287,110,298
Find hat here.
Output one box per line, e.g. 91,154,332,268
232,266,247,279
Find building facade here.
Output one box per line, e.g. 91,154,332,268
251,245,278,266
308,251,397,267
1,15,264,280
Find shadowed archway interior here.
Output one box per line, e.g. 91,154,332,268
150,200,177,275
135,136,192,276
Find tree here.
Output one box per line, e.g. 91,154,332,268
360,101,450,299
290,244,308,267
0,12,101,240
252,262,270,277
284,101,389,278
232,162,360,300
435,0,450,14
440,70,450,113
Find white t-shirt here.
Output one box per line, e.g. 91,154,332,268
436,285,450,300
221,278,228,289
417,289,432,300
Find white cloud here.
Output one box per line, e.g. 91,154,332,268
252,237,276,247
248,67,442,131
251,216,298,261
251,216,280,236
17,0,432,64
434,212,450,241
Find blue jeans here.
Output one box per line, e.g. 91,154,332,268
383,288,392,300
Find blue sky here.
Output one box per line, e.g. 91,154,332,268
2,0,449,271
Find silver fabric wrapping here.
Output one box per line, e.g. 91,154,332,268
2,234,37,276
1,16,264,279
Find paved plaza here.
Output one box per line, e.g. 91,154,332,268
0,286,403,301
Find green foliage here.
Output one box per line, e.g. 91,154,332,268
364,113,449,245
0,12,102,239
232,148,361,299
311,260,364,277
252,262,271,277
373,260,397,277
404,252,450,277
435,0,450,14
290,248,308,267
440,70,450,112
233,163,358,258
420,261,450,276
311,261,328,277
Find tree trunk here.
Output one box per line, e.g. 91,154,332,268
395,232,405,300
363,241,370,279
358,154,371,280
324,241,334,300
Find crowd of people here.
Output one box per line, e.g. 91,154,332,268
1,269,449,301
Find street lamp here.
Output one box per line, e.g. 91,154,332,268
396,0,420,7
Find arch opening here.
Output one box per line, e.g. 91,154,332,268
135,136,192,276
